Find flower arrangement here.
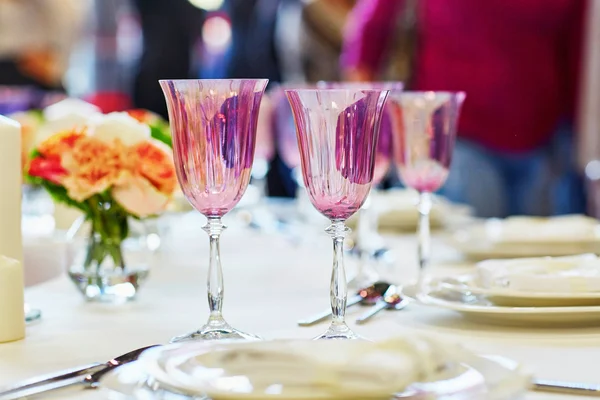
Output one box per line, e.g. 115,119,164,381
126,109,172,147
26,111,177,272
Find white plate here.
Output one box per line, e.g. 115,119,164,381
446,224,600,260
102,341,528,400
439,274,600,307
405,284,600,327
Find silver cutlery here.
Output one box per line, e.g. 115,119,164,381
0,344,158,400
532,379,600,396
356,285,409,324
297,282,391,326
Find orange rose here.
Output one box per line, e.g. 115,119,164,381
128,140,177,195
110,139,177,217
28,129,86,185
37,130,85,157
61,136,129,202
126,109,156,124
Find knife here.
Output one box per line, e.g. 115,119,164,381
532,379,600,396
0,345,158,400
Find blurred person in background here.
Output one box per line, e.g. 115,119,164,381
223,0,290,197
342,0,587,218
0,0,88,92
577,0,600,217
132,0,205,118
224,0,282,83
276,0,356,83
270,0,358,196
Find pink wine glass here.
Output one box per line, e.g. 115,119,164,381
160,79,268,342
390,91,465,290
319,82,403,288
286,88,389,340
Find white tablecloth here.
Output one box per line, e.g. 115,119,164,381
1,211,600,399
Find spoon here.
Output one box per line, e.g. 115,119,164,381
297,281,391,326
355,285,409,324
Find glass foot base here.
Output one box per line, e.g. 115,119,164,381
68,267,149,303
171,319,261,343
313,323,363,340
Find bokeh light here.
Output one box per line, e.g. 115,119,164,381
188,0,224,11
202,15,232,52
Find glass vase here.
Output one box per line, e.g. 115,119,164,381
66,200,150,303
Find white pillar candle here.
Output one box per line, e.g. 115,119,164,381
0,116,25,342
0,116,22,263
0,255,25,342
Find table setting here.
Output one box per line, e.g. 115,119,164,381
1,80,600,400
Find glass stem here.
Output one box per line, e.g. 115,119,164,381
326,220,350,326
203,216,226,321
417,192,433,292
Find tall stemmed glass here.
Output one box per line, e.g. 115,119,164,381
319,82,403,288
390,92,465,291
160,79,268,342
286,88,389,340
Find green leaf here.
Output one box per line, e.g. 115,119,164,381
28,109,44,123
29,148,42,159
150,125,172,148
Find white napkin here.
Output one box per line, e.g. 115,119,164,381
485,215,600,244
168,336,460,397
476,254,600,293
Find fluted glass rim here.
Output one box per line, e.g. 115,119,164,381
317,81,404,90
284,88,391,95
158,78,269,85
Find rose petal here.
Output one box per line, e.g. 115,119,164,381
28,156,67,185
112,175,171,217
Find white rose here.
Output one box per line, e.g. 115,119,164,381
89,112,150,146
35,114,90,144
43,98,101,121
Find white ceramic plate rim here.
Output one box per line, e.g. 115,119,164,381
450,222,600,246
101,354,529,400
405,285,600,314
135,340,527,400
439,274,600,300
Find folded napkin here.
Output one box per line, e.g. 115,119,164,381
477,254,600,293
347,189,449,230
485,215,600,244
170,336,459,397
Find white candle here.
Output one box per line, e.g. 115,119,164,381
0,255,25,342
0,116,22,263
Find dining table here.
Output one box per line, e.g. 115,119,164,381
1,207,600,399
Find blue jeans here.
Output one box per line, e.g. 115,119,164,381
439,135,585,218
